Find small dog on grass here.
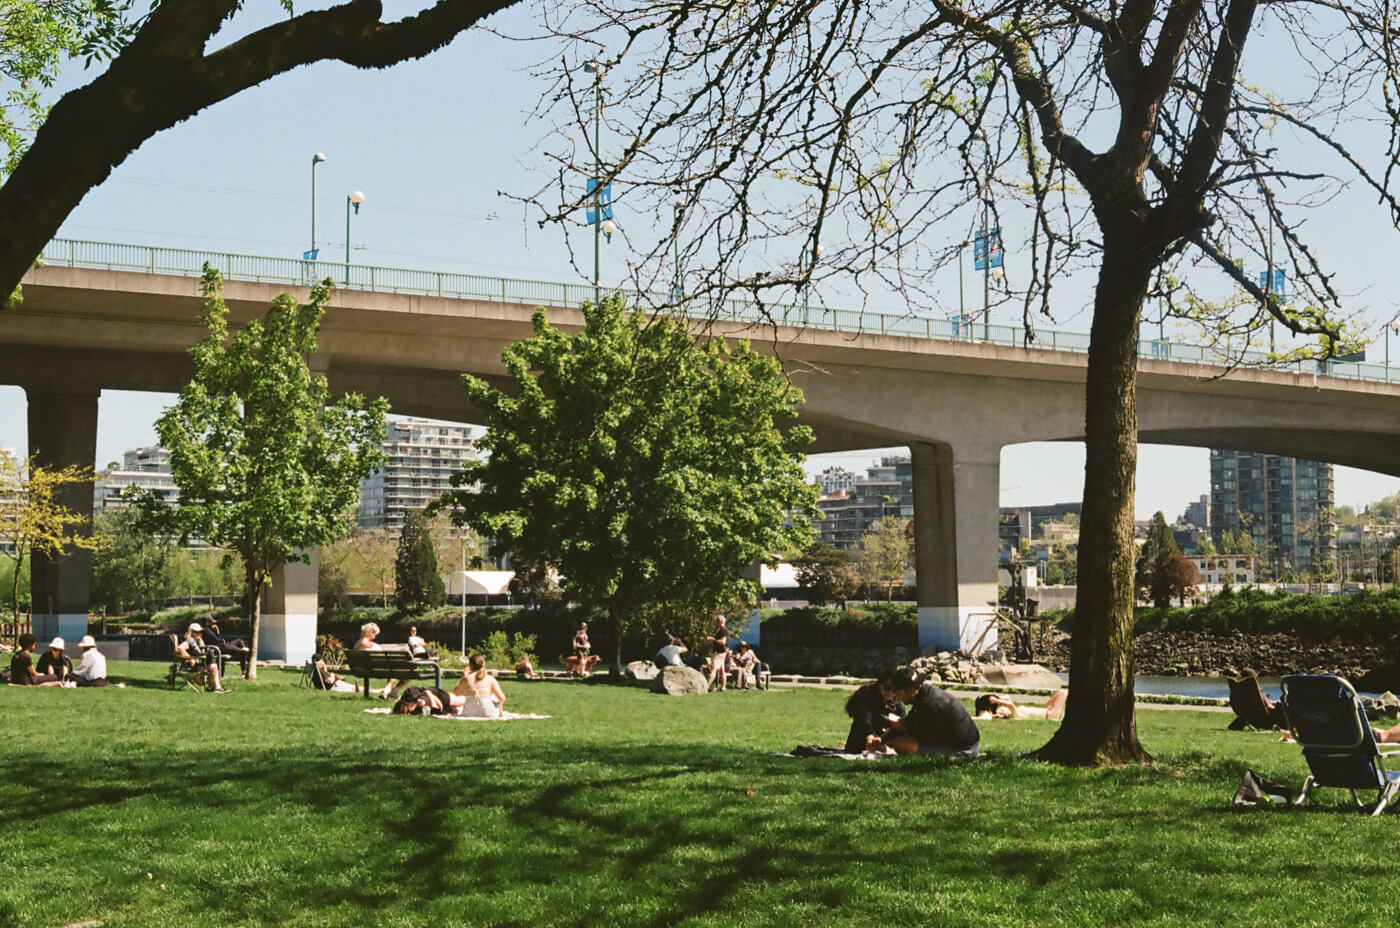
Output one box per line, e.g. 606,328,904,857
559,653,602,677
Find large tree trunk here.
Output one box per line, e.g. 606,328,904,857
1034,242,1152,766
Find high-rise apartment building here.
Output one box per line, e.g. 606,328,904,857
93,446,180,515
1208,449,1335,574
814,466,857,497
815,456,913,549
358,418,483,533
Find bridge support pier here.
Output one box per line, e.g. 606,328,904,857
259,552,319,665
25,387,99,644
911,441,1000,652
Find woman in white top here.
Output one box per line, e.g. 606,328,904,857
353,622,395,698
452,652,506,718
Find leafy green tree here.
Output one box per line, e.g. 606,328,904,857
854,516,914,602
0,449,95,635
443,296,818,672
90,506,178,613
1195,535,1217,557
793,541,860,607
0,0,520,306
395,508,445,615
141,267,388,678
171,548,244,606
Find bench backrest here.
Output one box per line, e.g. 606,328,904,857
346,647,421,675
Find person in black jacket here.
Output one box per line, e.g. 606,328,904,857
881,667,980,758
843,671,905,754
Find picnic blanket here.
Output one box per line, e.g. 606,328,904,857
363,707,551,720
770,744,888,760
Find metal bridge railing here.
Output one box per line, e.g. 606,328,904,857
36,237,1400,385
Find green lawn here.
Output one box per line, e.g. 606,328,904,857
1,663,1391,927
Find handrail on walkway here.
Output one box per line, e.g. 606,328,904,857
35,237,1400,385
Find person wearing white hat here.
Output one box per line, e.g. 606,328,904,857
7,632,62,686
72,635,110,687
35,637,72,683
178,623,229,693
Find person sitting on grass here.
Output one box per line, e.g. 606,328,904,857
844,671,905,754
973,690,1068,721
71,636,111,687
1374,721,1400,743
392,684,465,715
179,623,230,693
878,667,981,758
515,653,539,680
452,652,506,718
8,633,63,686
36,637,73,684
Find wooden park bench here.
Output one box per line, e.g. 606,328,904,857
345,645,442,699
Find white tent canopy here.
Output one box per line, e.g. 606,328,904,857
445,570,514,597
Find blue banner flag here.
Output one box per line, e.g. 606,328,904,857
973,228,1003,270
1258,268,1285,297
586,178,613,225
302,248,319,261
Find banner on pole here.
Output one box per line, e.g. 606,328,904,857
1258,268,1285,297
974,228,1003,270
586,178,613,224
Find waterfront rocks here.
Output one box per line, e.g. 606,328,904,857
650,664,708,695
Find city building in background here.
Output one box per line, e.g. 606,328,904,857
814,466,857,497
815,456,912,549
93,446,180,516
1182,494,1210,531
1209,450,1336,575
358,418,484,533
1190,554,1257,587
998,502,1083,560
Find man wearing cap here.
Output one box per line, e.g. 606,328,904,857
8,633,63,686
179,623,229,693
201,616,252,677
72,635,110,687
35,637,73,683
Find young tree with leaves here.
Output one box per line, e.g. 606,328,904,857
441,296,819,673
90,506,179,614
519,0,1400,764
395,508,446,615
140,267,388,678
853,517,915,602
1136,511,1181,608
0,449,95,636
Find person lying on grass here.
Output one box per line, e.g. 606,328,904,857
392,685,466,715
876,667,981,758
452,653,506,718
1374,721,1400,743
973,690,1068,721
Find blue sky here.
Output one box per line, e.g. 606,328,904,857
2,2,1398,518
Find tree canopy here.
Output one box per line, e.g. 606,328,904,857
0,0,521,306
514,0,1398,764
395,508,446,615
0,448,94,634
442,296,818,672
144,266,388,677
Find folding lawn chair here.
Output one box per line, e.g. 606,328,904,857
1227,674,1289,731
1281,673,1400,816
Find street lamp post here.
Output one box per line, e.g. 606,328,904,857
583,56,615,305
310,152,326,257
673,199,685,299
802,242,823,324
345,190,365,285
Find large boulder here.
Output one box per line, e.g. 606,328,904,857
981,663,1067,691
651,664,708,695
627,660,659,681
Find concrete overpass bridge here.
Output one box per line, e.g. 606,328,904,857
7,239,1400,658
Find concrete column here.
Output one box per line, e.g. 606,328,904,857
26,388,99,644
911,441,1001,652
260,551,319,664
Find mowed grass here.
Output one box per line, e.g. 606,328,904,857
1,663,1394,928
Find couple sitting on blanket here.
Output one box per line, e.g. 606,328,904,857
844,667,981,757
392,653,506,717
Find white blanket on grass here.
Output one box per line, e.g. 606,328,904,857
363,707,551,720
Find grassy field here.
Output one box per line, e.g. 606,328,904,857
2,662,1394,928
